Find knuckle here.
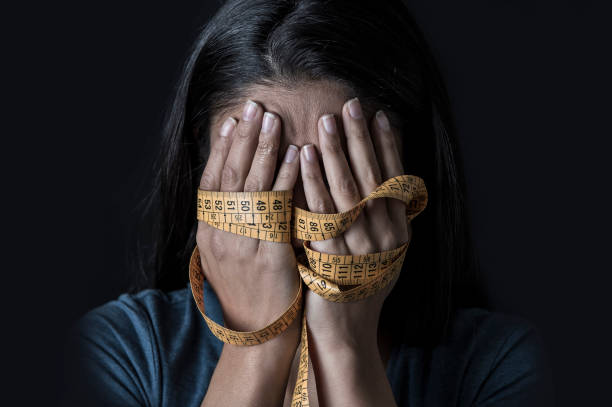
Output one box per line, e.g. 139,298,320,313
243,176,262,192
209,231,228,260
275,168,292,182
363,167,381,188
380,230,397,250
311,196,334,213
351,128,369,140
302,168,320,181
210,141,227,156
361,239,377,253
255,138,279,157
221,164,239,187
235,124,253,140
334,176,359,198
322,140,343,155
199,170,216,189
196,228,228,262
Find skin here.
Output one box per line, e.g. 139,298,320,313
198,80,409,407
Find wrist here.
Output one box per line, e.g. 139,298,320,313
307,318,380,354
218,310,302,386
308,330,393,406
204,310,302,406
222,307,302,357
313,335,382,368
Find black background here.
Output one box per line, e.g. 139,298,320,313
8,0,611,405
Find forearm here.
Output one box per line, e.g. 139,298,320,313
309,335,397,407
201,315,301,407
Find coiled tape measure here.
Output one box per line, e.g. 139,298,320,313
189,174,428,406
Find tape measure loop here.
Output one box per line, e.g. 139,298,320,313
188,246,303,346
190,174,428,405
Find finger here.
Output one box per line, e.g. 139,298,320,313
198,116,237,237
342,98,383,197
200,117,237,191
258,144,301,254
317,114,362,211
299,144,348,255
244,112,280,192
342,98,394,248
372,110,404,177
318,114,377,253
196,116,236,268
242,111,281,253
220,99,264,192
272,145,300,191
220,100,264,253
371,110,408,240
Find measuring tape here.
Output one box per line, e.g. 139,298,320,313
189,174,428,406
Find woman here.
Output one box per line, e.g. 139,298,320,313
63,0,553,406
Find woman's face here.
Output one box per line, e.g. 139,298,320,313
207,79,403,250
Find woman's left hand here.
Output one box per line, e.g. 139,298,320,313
299,97,410,354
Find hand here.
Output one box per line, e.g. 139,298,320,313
299,97,411,351
196,99,301,332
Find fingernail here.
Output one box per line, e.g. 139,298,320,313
303,144,316,162
243,99,258,121
262,112,275,133
219,117,237,137
322,114,336,135
284,145,298,163
376,110,390,131
348,98,363,119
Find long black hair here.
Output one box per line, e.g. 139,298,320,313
129,0,487,347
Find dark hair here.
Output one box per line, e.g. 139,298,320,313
129,0,487,347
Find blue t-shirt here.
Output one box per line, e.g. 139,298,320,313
61,281,554,406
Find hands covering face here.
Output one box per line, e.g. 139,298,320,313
197,96,409,343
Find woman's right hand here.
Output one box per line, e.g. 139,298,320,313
196,99,302,333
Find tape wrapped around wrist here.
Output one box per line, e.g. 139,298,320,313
189,174,428,406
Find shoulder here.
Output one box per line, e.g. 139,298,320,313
62,287,189,406
72,285,192,342
62,284,222,407
69,286,194,366
449,307,550,373
450,307,540,352
447,307,554,406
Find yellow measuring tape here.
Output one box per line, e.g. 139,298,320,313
189,174,428,406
